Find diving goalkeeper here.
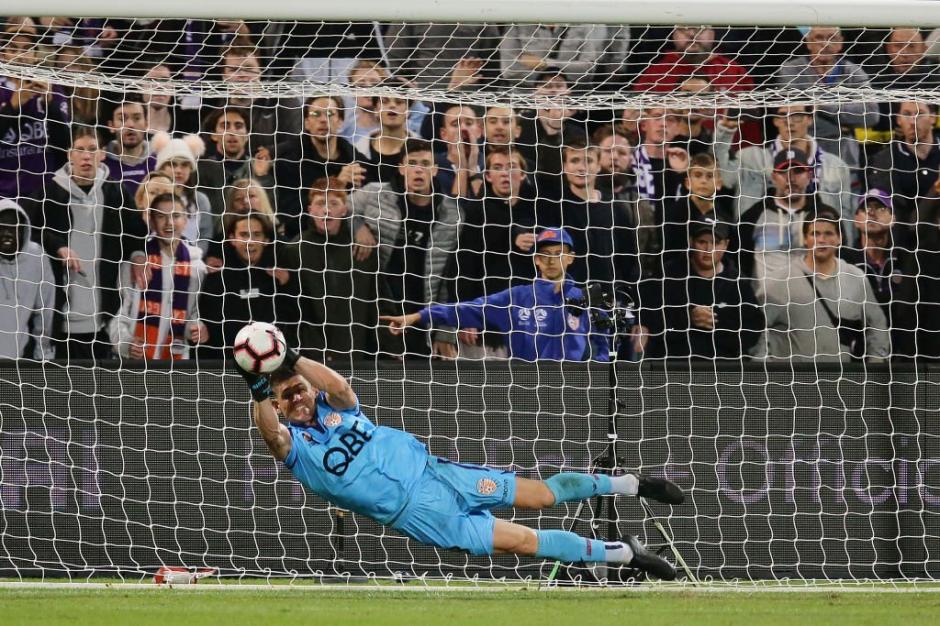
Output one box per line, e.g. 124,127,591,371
236,342,684,580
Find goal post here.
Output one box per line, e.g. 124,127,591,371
0,3,939,587
4,0,940,26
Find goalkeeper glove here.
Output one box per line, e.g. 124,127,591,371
281,344,301,371
233,362,272,402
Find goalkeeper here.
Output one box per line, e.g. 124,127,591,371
236,342,684,580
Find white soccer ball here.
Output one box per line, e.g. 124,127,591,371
233,322,286,374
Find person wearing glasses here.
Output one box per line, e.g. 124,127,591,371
715,103,853,219
274,95,370,238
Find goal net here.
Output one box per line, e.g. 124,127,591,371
0,5,938,585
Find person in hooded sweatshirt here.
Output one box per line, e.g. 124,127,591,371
23,126,147,361
197,210,300,360
0,199,54,360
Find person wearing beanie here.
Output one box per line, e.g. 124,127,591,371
152,131,214,252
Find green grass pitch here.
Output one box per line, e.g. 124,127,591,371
1,587,939,626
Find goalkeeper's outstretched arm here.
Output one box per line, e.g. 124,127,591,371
236,367,291,461
291,356,357,411
253,400,291,461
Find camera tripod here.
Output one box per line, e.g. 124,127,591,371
541,304,698,586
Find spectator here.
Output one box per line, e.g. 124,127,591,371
500,24,625,92
633,26,753,93
202,177,280,272
738,148,832,283
90,18,249,81
198,107,274,216
55,53,101,126
24,126,147,360
339,60,386,146
201,107,271,178
198,210,299,359
594,126,634,201
762,207,889,362
434,103,484,195
102,96,155,194
515,72,585,199
871,28,940,90
347,138,463,358
632,107,689,203
661,152,735,268
867,100,940,226
843,189,918,358
140,63,198,135
279,21,383,84
638,218,764,360
152,132,214,251
0,19,71,200
274,95,368,238
385,23,502,90
278,177,396,364
594,125,660,280
218,45,302,151
664,75,716,157
382,228,611,362
0,199,54,360
109,192,208,360
483,106,522,148
355,96,417,184
133,172,175,216
446,147,537,312
909,192,940,359
775,27,879,167
716,103,853,218
225,178,278,232
536,138,637,293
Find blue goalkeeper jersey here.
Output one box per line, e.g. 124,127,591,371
283,392,430,524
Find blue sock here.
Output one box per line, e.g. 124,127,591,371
545,473,612,504
534,530,607,563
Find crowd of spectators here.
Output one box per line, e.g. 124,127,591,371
3,17,940,364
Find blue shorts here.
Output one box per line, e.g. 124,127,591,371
392,457,516,556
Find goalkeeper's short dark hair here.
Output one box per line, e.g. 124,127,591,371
269,366,301,390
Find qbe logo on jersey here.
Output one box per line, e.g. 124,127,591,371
477,478,498,496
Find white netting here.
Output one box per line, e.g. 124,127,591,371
0,14,938,586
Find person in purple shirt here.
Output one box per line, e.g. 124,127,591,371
102,96,156,195
0,23,71,200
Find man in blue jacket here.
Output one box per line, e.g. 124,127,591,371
381,228,610,361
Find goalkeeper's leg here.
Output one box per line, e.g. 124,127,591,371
513,473,684,509
492,519,676,581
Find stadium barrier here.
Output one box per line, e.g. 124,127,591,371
0,362,937,581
